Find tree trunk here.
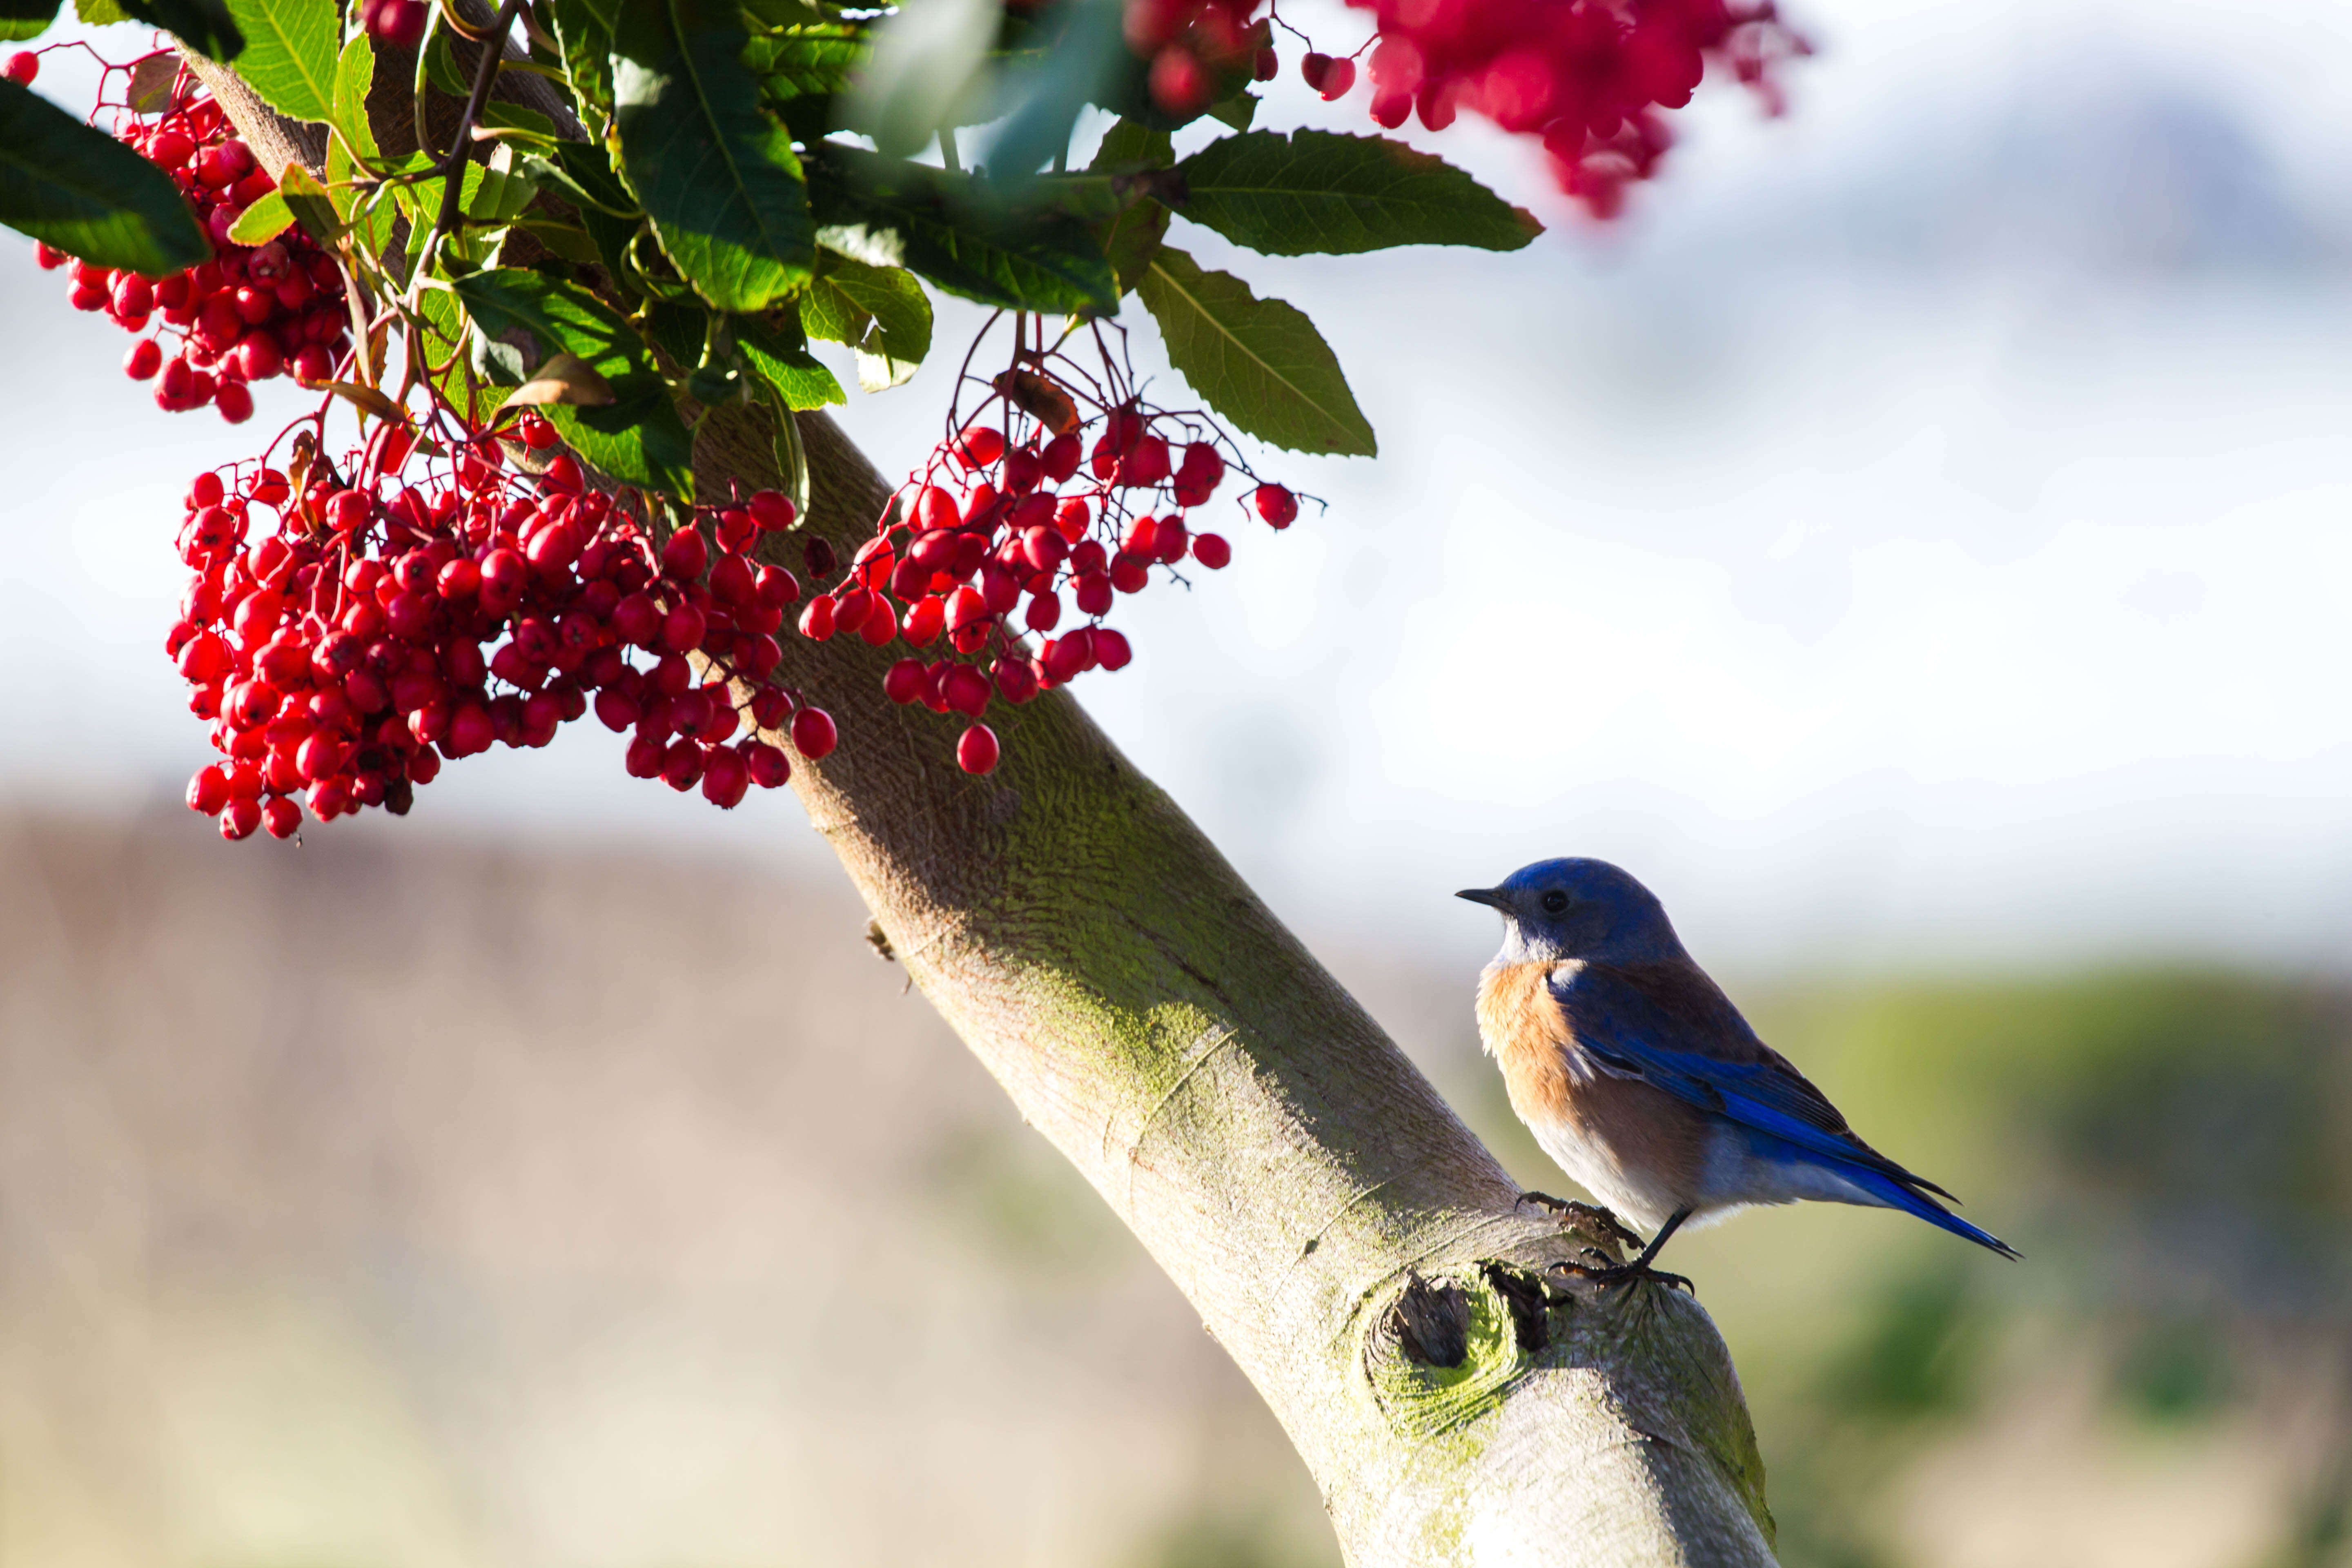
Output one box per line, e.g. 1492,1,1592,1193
194,53,1779,1567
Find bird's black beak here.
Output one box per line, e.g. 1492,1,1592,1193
1455,888,1506,910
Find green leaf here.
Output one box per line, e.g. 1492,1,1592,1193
806,145,1114,315
274,158,342,242
0,1,59,42
225,187,292,243
416,283,499,423
1087,118,1169,296
737,311,844,409
76,0,127,23
124,51,179,112
743,20,859,100
330,32,379,165
118,0,242,58
1204,91,1254,131
796,249,929,389
610,0,813,313
421,26,469,97
752,376,810,517
326,131,401,262
450,267,696,496
1173,129,1539,257
517,139,638,216
1136,245,1373,457
218,0,335,118
543,0,613,119
0,79,207,273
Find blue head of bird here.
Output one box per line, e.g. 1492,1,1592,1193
1456,858,1689,966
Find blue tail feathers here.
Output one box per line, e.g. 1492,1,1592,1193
1842,1164,2021,1260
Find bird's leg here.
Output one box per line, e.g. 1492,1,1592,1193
1551,1207,1697,1295
1516,1190,1646,1250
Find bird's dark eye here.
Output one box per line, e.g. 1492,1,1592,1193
1540,891,1569,914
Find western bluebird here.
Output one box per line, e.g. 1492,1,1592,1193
1459,858,2017,1286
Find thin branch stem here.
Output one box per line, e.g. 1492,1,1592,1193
431,0,526,258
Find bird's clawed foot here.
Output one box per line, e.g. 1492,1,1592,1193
1516,1191,1645,1250
1548,1252,1696,1296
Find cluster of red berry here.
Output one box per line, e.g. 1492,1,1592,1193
1341,0,1808,216
33,67,354,423
1112,0,1803,218
172,422,832,841
1122,0,1278,114
805,389,1297,776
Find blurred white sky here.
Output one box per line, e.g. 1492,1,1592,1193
7,0,2352,975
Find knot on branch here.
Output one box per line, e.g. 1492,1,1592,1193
1363,1261,1562,1438
1388,1270,1470,1368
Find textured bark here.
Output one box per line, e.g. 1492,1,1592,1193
193,55,1781,1566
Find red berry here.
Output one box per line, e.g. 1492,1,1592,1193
187,764,231,815
832,586,872,635
263,795,303,839
1040,636,1085,684
1191,532,1231,569
369,0,428,49
437,557,481,599
518,412,559,450
747,490,795,532
125,338,163,381
956,425,1006,468
956,724,1000,775
916,485,959,534
884,656,927,704
325,489,370,534
4,51,38,87
708,552,756,608
662,526,708,581
789,706,836,759
701,744,749,807
715,506,757,556
994,658,1039,704
1148,46,1211,115
1094,628,1134,670
754,564,800,608
797,594,836,641
743,739,791,789
1154,518,1189,564
903,594,945,647
660,737,705,791
234,332,283,381
1252,483,1298,528
220,796,262,840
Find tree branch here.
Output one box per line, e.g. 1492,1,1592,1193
188,53,1781,1567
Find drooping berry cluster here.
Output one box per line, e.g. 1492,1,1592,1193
798,326,1301,777
1344,0,1809,217
33,62,354,423
172,421,831,841
1122,0,1278,116
1114,0,1806,218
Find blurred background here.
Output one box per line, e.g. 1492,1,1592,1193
5,0,2352,1562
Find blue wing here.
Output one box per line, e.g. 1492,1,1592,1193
1550,962,2020,1259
